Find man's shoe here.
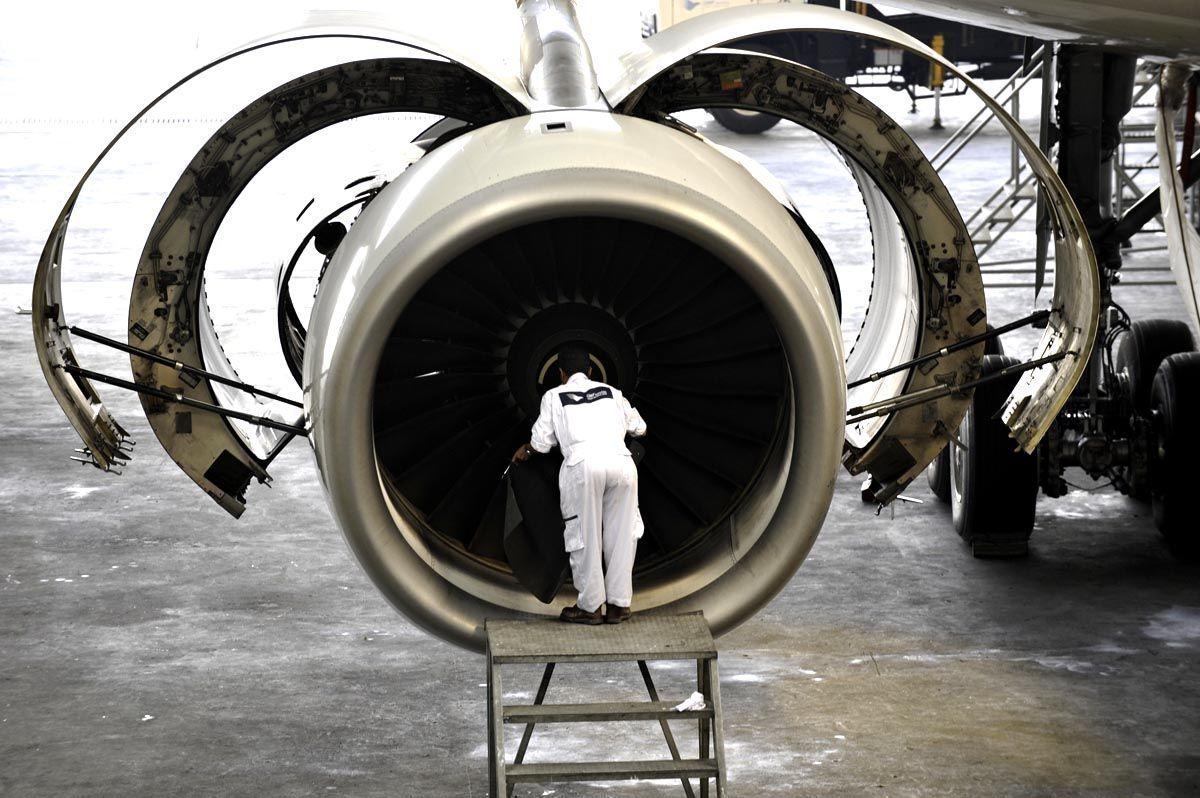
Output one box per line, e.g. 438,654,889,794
605,605,632,624
560,605,603,625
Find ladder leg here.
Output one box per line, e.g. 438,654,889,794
508,662,555,797
486,644,497,798
637,660,696,798
490,656,506,797
705,658,728,797
698,659,710,798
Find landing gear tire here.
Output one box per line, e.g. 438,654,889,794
926,326,1005,504
1117,319,1195,501
950,354,1038,557
1149,352,1200,558
709,107,782,135
926,447,952,503
1117,319,1195,413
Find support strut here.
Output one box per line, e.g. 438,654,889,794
1110,147,1200,245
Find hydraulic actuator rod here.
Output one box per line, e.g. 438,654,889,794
59,364,307,436
847,309,1052,390
66,325,303,409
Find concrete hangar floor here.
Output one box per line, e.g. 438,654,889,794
2,107,1199,795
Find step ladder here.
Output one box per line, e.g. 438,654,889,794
485,611,728,797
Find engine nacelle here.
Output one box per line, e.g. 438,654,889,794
304,110,846,649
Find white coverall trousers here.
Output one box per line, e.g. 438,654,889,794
560,453,640,613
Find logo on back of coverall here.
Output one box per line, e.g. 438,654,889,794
560,387,613,406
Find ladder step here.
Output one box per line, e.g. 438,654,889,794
507,758,719,783
504,700,714,724
989,204,1015,223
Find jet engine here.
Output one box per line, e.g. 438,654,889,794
32,2,1097,650
304,110,845,648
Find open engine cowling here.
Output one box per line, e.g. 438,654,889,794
304,111,846,649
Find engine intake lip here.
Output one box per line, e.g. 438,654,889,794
304,112,845,650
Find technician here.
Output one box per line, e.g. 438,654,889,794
512,347,648,625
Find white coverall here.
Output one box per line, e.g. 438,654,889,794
529,372,648,612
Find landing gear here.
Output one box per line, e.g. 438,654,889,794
1115,319,1195,500
709,107,782,135
1116,319,1195,415
1149,353,1200,556
950,355,1039,557
929,44,1198,561
926,327,1004,504
925,443,952,503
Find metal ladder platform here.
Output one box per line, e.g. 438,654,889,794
485,611,728,797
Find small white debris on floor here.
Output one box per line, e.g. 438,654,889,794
672,691,705,712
